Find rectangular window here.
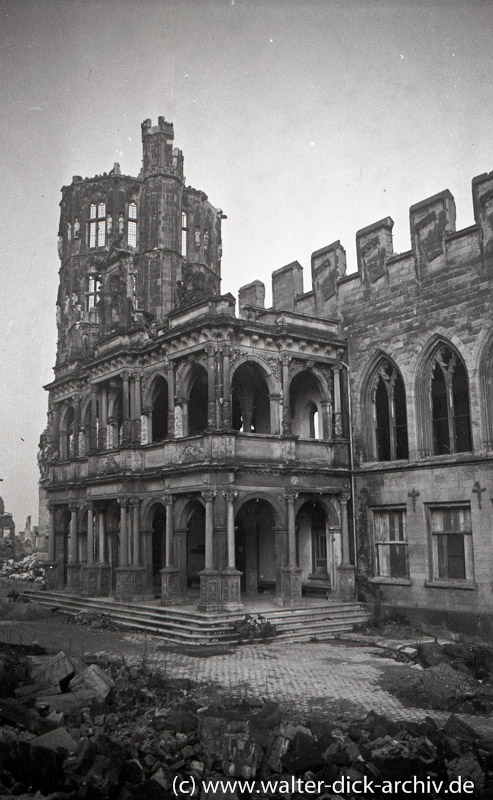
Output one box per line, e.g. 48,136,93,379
87,276,101,310
374,508,408,578
89,202,106,248
128,202,137,247
181,211,188,256
429,505,473,581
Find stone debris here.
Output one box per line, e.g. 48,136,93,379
0,555,46,584
0,647,491,798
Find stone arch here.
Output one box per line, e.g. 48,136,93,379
142,369,168,410
59,401,75,460
360,351,409,462
289,368,328,439
234,491,284,528
477,326,493,450
231,359,273,434
295,495,341,591
230,355,278,395
415,335,472,457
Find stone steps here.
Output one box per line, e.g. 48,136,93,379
20,589,370,645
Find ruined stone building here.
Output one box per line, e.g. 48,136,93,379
39,116,493,632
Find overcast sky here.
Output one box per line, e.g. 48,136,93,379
1,0,493,528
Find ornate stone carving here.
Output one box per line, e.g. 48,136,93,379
201,491,217,503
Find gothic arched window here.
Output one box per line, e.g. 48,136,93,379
89,202,106,248
430,347,472,455
372,361,408,461
128,202,137,247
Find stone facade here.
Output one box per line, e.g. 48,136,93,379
39,117,352,611
40,115,493,630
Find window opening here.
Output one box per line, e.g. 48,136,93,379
431,348,472,455
373,361,408,461
181,211,188,257
429,505,472,581
128,202,137,247
89,202,106,248
374,508,408,578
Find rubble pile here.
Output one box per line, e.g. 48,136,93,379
0,556,45,585
0,648,492,799
63,612,129,632
382,641,493,715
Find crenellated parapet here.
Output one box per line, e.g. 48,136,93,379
250,172,493,322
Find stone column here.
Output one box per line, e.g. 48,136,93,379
52,404,60,459
100,385,108,449
281,356,292,435
119,498,129,567
90,386,98,452
222,346,232,429
221,490,242,610
86,503,94,564
282,492,302,606
44,505,59,589
198,490,221,611
73,395,81,456
161,494,181,605
333,366,343,439
122,373,131,445
66,503,81,591
115,495,144,599
141,406,150,445
335,492,355,599
140,528,153,593
321,400,332,440
207,345,216,429
167,362,175,437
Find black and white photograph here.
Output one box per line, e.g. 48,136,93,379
1,0,493,797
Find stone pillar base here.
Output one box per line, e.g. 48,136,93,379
335,563,356,600
66,563,81,593
221,568,243,611
281,565,303,606
114,566,146,601
41,561,59,590
198,569,222,612
80,563,112,597
160,566,183,606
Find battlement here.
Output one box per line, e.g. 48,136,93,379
265,172,493,313
141,116,174,140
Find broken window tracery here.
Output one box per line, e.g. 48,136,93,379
430,347,472,455
373,361,408,461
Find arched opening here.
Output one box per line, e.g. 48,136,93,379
232,362,271,433
296,499,339,594
55,507,70,585
290,371,323,439
188,367,208,436
373,362,408,461
186,500,205,588
105,501,120,590
151,376,169,442
108,391,123,448
151,504,167,596
235,499,276,596
60,406,75,460
430,346,472,455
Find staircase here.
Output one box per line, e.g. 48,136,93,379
19,589,370,646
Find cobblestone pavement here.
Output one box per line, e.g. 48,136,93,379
122,638,444,723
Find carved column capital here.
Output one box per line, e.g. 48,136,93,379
162,494,174,506
222,490,238,504
68,502,79,513
202,490,217,504
118,495,130,507
339,492,351,505
285,491,299,505
129,496,141,508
